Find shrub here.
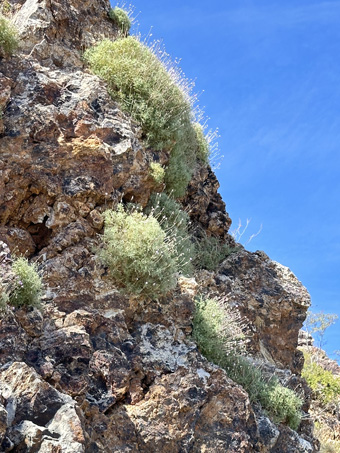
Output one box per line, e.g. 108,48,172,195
302,352,340,405
193,123,209,163
84,36,208,198
8,257,42,307
149,162,165,185
145,192,195,276
193,296,303,430
84,37,193,151
192,296,248,359
109,7,131,36
163,120,198,198
194,233,237,271
98,204,180,299
0,15,18,57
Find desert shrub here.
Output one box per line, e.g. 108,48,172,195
145,192,195,276
84,36,208,198
149,162,165,185
98,204,181,299
194,233,237,271
0,15,18,57
8,257,42,307
193,123,209,163
302,352,340,405
84,37,193,151
192,296,248,359
193,296,303,430
109,7,131,35
164,120,198,198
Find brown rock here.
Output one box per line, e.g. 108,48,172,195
0,226,36,256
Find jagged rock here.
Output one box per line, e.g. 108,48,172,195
0,362,86,451
299,330,314,348
183,164,233,242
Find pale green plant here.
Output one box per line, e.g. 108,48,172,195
98,204,181,299
302,351,340,405
109,7,131,36
145,192,195,276
0,15,18,57
9,257,42,307
193,296,303,430
149,162,165,185
194,232,237,271
193,122,210,164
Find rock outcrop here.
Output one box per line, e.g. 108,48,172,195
0,0,318,451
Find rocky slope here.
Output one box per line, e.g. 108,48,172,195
0,0,319,451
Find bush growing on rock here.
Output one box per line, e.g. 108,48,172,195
149,162,165,185
84,36,211,197
8,257,42,307
302,352,340,405
0,15,18,57
194,232,237,271
193,296,303,430
145,192,195,276
108,7,131,36
99,204,181,299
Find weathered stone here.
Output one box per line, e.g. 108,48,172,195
0,362,86,452
0,226,36,257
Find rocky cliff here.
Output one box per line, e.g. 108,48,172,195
0,1,319,451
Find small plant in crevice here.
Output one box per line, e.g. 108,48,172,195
145,192,195,276
149,162,165,185
0,14,18,57
7,257,42,308
109,6,132,36
0,1,11,16
194,232,238,271
192,296,303,430
98,203,183,299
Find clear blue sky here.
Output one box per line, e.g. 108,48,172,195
113,1,340,361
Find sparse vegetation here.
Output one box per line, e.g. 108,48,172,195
145,192,195,276
194,232,237,271
193,296,303,430
109,7,131,36
302,352,340,405
305,311,338,350
0,15,18,57
8,257,42,307
0,1,11,16
98,204,181,299
193,123,210,163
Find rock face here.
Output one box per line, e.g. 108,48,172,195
0,0,317,451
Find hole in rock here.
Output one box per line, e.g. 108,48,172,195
27,219,52,252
